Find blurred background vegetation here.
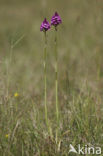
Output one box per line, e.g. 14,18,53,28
0,0,103,155
0,0,103,94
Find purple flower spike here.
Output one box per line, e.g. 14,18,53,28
40,18,50,32
51,12,62,27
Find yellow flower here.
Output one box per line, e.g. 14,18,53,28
14,93,19,97
5,134,9,138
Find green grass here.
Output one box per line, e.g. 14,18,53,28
0,0,103,155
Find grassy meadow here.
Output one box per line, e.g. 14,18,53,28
0,0,103,155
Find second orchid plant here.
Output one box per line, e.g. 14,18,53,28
40,12,62,141
40,18,50,127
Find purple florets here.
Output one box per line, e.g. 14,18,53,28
51,12,62,27
40,18,50,32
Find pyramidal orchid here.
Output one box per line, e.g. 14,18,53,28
40,18,50,32
40,18,50,127
51,12,62,29
51,12,62,142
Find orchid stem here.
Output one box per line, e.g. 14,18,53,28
55,27,59,126
44,31,48,127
